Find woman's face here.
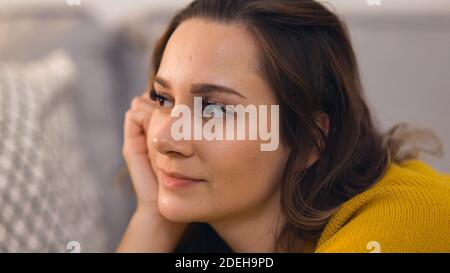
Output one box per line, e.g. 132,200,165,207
147,18,291,223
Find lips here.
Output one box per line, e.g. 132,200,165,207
160,169,206,188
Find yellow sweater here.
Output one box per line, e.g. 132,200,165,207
313,159,450,253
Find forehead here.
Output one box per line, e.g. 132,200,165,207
158,18,261,84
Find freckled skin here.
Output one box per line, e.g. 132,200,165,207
147,19,291,224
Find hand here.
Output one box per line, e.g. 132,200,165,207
118,91,188,252
122,92,158,210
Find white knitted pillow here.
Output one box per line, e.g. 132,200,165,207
0,50,107,252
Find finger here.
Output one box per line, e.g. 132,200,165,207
124,110,146,139
123,136,148,160
143,113,151,134
131,97,154,113
130,97,154,134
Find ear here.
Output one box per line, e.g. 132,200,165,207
305,112,330,168
314,112,330,139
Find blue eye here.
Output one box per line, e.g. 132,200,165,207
150,89,173,108
202,100,233,119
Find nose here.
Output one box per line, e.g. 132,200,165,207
151,116,195,158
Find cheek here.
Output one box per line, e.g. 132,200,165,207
146,112,162,146
199,140,288,210
146,113,166,172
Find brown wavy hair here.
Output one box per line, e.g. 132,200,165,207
144,0,443,252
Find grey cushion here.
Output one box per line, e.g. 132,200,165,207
0,5,122,180
0,6,130,251
0,50,107,252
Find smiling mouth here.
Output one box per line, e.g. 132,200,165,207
160,169,206,188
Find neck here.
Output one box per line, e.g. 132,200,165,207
209,191,286,253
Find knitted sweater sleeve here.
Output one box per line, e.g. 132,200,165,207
315,161,450,253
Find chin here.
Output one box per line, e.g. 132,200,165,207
158,195,203,223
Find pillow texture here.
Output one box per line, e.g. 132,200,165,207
0,50,107,252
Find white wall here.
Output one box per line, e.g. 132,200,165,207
1,0,450,25
0,0,190,26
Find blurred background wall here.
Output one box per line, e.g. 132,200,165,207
0,0,449,252
2,0,450,24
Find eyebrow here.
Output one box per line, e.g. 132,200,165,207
154,76,247,99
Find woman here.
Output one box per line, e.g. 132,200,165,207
117,0,450,253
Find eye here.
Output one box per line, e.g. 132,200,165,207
202,99,234,119
150,89,174,108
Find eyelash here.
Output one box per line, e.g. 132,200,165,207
149,89,231,116
150,89,170,107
